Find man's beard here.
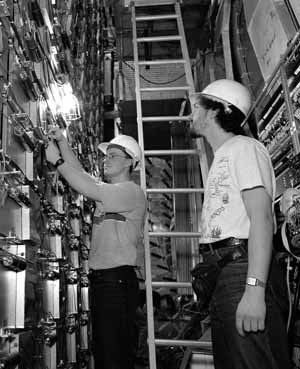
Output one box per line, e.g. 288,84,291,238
189,128,203,138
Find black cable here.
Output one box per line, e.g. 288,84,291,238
35,31,63,85
120,52,207,86
121,58,185,85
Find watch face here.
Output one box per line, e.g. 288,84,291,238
247,277,256,285
247,277,265,287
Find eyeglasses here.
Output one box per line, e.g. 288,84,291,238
103,153,129,161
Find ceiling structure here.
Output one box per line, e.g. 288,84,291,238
114,0,211,60
104,0,212,147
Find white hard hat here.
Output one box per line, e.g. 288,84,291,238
199,79,252,116
98,134,142,170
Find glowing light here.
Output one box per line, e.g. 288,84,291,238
61,93,81,121
39,81,81,127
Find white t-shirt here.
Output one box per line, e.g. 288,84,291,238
200,135,275,243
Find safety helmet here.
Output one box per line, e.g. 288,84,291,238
199,79,252,116
98,134,142,170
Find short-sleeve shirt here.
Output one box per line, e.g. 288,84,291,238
200,135,275,243
89,181,147,270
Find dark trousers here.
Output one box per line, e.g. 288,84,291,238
89,265,139,369
206,246,292,369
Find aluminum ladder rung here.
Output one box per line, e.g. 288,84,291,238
139,59,185,65
142,115,190,122
136,14,178,21
149,231,202,237
133,0,177,6
155,339,213,350
144,149,199,156
147,188,204,194
137,35,182,42
152,281,192,288
140,86,190,92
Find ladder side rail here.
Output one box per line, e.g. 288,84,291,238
175,1,194,94
175,1,210,183
176,100,202,283
172,100,194,293
187,150,204,271
195,137,209,184
131,4,157,369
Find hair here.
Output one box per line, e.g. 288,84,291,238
123,151,134,173
198,95,247,136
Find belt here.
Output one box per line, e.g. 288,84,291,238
200,237,248,253
93,212,126,225
104,213,126,221
89,265,136,281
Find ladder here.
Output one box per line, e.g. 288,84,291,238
130,1,211,368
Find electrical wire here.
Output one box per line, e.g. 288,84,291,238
35,32,63,85
281,221,300,331
119,50,207,86
121,58,185,85
286,255,292,330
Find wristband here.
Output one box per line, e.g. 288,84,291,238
54,158,65,168
246,277,266,288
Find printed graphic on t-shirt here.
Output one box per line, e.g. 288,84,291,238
200,136,276,243
201,157,230,239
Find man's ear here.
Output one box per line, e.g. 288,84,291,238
202,109,214,129
125,157,134,170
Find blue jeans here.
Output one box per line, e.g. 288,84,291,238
203,246,291,369
89,266,139,369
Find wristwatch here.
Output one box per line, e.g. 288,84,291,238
246,277,266,288
54,158,65,168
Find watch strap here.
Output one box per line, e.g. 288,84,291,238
54,158,65,168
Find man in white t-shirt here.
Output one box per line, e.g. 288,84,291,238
189,79,291,369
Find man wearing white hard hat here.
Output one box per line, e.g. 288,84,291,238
46,129,147,369
189,79,290,368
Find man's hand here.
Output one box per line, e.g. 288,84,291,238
236,287,266,336
46,140,61,165
48,126,65,143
